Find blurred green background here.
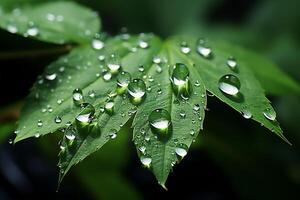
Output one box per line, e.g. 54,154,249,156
0,0,299,199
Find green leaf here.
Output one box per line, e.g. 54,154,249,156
15,33,293,188
0,1,100,44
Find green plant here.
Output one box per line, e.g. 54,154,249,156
1,0,299,188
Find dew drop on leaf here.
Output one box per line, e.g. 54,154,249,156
180,41,191,54
117,71,131,94
227,56,237,70
73,88,84,106
109,129,117,139
128,79,146,105
75,103,95,124
104,101,115,115
196,39,212,58
263,108,276,121
45,73,57,81
175,143,188,159
149,109,171,136
170,63,191,99
241,109,252,119
140,155,152,168
54,116,62,124
37,120,43,127
26,22,39,37
218,74,241,95
106,54,121,74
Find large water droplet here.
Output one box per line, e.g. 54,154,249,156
175,143,188,159
180,42,191,54
73,88,84,106
149,109,171,136
218,74,241,95
117,71,131,94
75,103,95,124
104,101,115,115
263,108,276,121
128,79,146,105
140,155,152,168
170,63,191,99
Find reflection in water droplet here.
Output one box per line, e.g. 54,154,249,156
218,74,241,95
128,79,146,105
149,109,171,136
170,63,191,99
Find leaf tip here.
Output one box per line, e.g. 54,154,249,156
159,181,168,191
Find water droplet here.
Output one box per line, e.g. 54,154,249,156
179,110,186,118
227,57,237,70
149,109,171,136
102,71,112,81
109,129,117,139
107,54,121,74
57,99,63,105
54,116,62,124
180,42,191,54
193,104,200,111
153,56,161,64
92,39,104,50
88,90,96,98
35,133,40,138
138,40,149,49
128,79,146,105
8,139,13,144
190,130,195,136
170,63,191,99
37,120,43,127
138,66,145,72
175,143,188,159
104,101,114,115
27,23,39,37
140,156,152,168
263,108,276,121
45,73,57,81
194,80,201,87
241,109,252,119
218,74,241,95
65,127,76,143
76,103,95,124
156,65,162,73
7,24,17,33
196,39,212,58
116,71,131,94
139,146,146,154
73,88,84,106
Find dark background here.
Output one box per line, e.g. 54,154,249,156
0,0,299,199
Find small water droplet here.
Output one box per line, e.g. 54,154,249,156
54,116,62,124
27,23,39,37
227,57,237,70
180,42,191,54
92,39,104,50
104,101,115,115
73,88,84,106
263,108,276,121
179,110,186,118
196,39,212,58
138,40,149,49
109,129,117,139
7,24,18,33
175,143,188,159
138,66,145,72
218,74,241,95
170,63,191,99
128,79,146,105
45,73,57,81
153,56,161,64
149,109,171,136
190,129,195,136
241,109,252,119
194,80,200,87
107,54,121,74
140,155,152,168
139,146,146,154
37,120,43,127
193,104,200,111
